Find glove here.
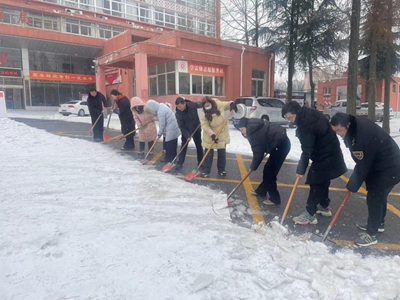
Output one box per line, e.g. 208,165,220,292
157,134,162,139
211,134,219,143
230,102,238,113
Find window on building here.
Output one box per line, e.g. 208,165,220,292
323,87,331,95
65,18,79,34
203,76,212,94
179,72,190,94
148,62,176,96
393,84,396,93
251,69,265,96
214,76,224,96
192,75,202,94
155,8,164,26
111,0,123,17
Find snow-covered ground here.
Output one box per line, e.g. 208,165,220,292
2,110,400,299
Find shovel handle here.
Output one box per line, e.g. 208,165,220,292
170,123,202,165
280,176,301,225
142,136,160,162
90,112,103,132
328,191,351,228
321,191,351,242
227,169,253,200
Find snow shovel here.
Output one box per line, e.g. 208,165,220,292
310,191,351,246
103,110,112,142
89,112,103,136
226,169,254,205
140,136,160,165
184,110,234,181
162,123,201,173
280,176,301,225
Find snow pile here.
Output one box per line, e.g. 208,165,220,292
1,118,400,299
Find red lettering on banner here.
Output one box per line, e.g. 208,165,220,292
19,12,30,25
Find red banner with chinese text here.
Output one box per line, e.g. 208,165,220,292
29,71,95,83
188,62,225,76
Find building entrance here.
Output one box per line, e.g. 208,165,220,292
1,87,24,109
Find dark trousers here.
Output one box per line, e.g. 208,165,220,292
255,138,291,204
306,180,331,216
366,185,393,235
164,138,178,162
123,135,135,150
202,148,226,174
139,141,154,152
91,113,104,141
178,130,203,165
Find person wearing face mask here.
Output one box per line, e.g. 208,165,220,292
200,96,237,178
235,117,290,206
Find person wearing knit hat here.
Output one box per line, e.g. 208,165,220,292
237,117,291,206
110,89,136,150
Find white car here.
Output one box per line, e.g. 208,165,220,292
361,102,395,119
58,100,89,116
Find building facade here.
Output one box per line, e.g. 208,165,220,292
0,0,274,109
317,75,400,115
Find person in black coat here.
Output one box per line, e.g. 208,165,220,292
236,118,291,205
175,97,203,170
110,89,135,150
331,113,400,247
87,87,107,142
282,101,347,225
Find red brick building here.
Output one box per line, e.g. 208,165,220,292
317,74,400,115
0,0,274,109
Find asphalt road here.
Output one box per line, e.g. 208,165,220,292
11,117,400,256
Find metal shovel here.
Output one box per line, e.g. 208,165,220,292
310,191,351,246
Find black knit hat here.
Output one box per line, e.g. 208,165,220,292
236,117,249,129
110,89,119,96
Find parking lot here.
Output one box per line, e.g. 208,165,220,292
12,117,400,256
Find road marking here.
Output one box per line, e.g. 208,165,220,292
236,154,265,226
147,151,165,166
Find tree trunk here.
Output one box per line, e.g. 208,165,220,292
346,0,361,116
383,48,392,133
367,41,377,121
307,51,315,106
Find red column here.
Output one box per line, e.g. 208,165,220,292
95,65,106,97
135,52,149,100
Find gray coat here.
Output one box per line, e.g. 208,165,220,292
146,100,181,142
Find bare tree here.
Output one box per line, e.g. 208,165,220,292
220,0,270,46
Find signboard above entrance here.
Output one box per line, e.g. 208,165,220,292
0,68,21,77
178,60,225,76
29,71,95,83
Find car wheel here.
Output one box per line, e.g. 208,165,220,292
78,109,85,116
324,114,331,121
261,115,270,122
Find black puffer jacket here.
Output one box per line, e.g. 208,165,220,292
345,115,400,192
247,118,288,170
295,107,347,184
87,91,106,116
116,95,135,135
175,100,202,139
